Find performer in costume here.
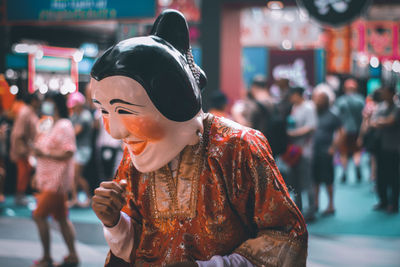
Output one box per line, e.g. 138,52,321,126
91,10,307,267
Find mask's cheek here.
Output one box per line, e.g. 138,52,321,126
102,116,110,134
120,116,166,141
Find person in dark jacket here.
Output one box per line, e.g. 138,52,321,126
371,85,400,214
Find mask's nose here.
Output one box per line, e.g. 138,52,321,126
108,115,129,140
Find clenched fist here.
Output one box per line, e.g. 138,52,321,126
92,181,127,227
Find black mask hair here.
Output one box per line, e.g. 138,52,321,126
91,9,207,122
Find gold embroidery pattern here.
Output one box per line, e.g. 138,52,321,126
148,116,212,220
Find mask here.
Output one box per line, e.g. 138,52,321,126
91,76,203,173
41,101,55,116
90,10,206,172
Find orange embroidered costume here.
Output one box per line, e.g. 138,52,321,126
106,115,307,266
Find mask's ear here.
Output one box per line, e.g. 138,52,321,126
150,9,189,54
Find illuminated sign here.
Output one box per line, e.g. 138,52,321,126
7,0,155,22
35,56,71,72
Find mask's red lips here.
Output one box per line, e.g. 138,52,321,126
124,140,147,155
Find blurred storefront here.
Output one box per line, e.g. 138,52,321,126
241,6,325,94
0,0,157,96
0,0,207,98
244,1,399,99
200,0,400,107
1,0,399,103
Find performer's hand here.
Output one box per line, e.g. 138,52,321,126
92,181,126,227
165,261,198,267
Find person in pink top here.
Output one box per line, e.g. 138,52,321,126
31,92,79,267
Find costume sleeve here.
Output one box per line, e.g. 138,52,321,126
233,131,308,267
104,148,142,266
103,211,134,263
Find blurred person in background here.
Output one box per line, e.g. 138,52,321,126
231,75,274,127
31,92,79,267
248,75,274,129
230,75,272,128
248,75,288,158
230,89,253,127
285,87,317,221
208,90,229,118
358,89,383,184
10,93,40,205
67,91,93,207
370,85,400,214
335,78,365,183
275,77,293,118
312,86,341,216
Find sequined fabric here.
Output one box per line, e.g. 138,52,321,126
105,114,307,267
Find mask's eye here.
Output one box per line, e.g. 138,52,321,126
115,107,139,115
118,109,133,115
101,109,109,115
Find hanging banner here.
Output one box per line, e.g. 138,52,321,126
6,0,155,22
297,0,372,27
326,26,351,73
241,8,322,48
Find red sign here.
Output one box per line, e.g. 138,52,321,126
353,20,400,60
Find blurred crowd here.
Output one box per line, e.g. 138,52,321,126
0,84,123,208
0,82,125,266
210,76,400,222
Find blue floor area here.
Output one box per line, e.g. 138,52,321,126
308,181,400,237
307,154,400,237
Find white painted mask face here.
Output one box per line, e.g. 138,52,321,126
91,76,203,173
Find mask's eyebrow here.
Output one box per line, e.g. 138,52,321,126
92,99,101,105
109,99,144,107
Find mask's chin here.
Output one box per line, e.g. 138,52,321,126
129,110,204,173
129,141,186,173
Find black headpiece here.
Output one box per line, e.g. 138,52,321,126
90,10,206,122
